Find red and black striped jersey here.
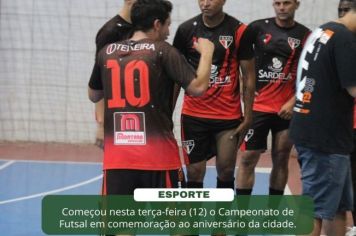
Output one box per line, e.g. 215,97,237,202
244,18,310,113
173,14,253,120
89,39,196,170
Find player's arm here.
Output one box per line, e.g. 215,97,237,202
231,58,256,147
171,25,187,105
347,87,356,97
88,87,103,103
88,58,104,104
278,96,295,120
230,23,256,146
164,38,214,96
185,38,214,96
88,58,104,103
172,84,181,109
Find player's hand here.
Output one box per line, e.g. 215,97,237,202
278,100,294,120
193,38,214,56
230,117,253,148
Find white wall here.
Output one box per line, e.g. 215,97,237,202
0,0,340,143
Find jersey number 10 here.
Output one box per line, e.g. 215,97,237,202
107,59,150,108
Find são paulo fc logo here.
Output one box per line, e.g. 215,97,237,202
288,37,301,50
219,36,233,49
182,140,195,155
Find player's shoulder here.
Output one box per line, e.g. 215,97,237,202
249,17,274,28
95,15,131,40
224,14,243,25
322,22,355,41
96,15,119,34
154,40,175,52
294,21,311,33
245,18,272,36
103,15,128,28
177,15,202,30
221,14,247,30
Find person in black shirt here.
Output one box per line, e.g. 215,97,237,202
289,1,356,234
236,0,310,197
90,0,136,149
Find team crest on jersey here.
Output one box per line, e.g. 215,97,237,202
288,37,301,50
182,140,195,154
219,36,233,49
263,34,272,44
114,112,146,145
191,37,198,48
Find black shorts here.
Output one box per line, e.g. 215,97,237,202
181,114,241,164
103,168,185,195
244,111,290,151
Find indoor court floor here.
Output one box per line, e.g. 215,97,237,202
0,142,301,235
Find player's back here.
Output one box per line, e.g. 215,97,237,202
97,39,189,171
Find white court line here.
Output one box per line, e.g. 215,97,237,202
0,160,16,170
0,174,103,205
0,161,292,205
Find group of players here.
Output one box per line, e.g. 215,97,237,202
88,0,356,235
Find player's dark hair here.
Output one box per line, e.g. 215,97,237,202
339,0,356,9
338,0,356,17
131,0,172,32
